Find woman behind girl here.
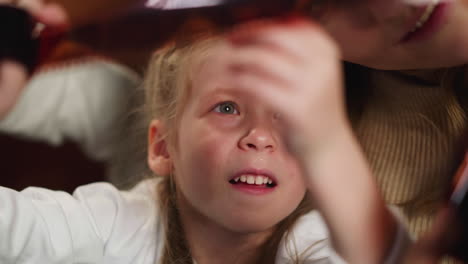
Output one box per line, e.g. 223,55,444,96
311,1,468,263
0,20,409,263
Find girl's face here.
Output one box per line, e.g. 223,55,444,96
319,0,468,69
170,42,307,234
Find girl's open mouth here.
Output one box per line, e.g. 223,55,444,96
228,169,278,195
229,174,277,188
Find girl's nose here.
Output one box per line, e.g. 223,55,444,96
238,128,276,153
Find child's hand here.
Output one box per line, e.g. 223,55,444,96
228,18,347,163
228,19,399,263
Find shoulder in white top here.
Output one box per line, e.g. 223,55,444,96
0,179,350,264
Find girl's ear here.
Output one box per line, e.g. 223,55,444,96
148,120,172,177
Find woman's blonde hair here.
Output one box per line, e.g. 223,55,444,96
143,36,317,264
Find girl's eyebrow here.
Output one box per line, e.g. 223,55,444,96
198,88,230,104
196,86,245,107
202,86,242,99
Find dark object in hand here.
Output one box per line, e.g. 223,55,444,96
0,5,38,73
0,0,300,73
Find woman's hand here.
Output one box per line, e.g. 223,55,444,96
0,61,28,119
0,0,67,119
0,0,68,25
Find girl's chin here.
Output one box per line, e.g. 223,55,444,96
219,215,284,234
223,222,277,235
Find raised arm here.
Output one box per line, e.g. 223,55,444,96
227,18,406,263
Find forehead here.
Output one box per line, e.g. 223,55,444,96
189,40,236,96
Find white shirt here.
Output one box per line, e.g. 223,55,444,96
0,179,345,264
0,59,140,161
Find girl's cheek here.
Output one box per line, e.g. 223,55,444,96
207,114,242,130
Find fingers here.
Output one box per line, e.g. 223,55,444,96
0,0,15,4
229,45,298,88
226,18,339,91
33,2,68,26
225,17,344,116
19,0,69,27
227,43,315,151
1,0,68,27
232,64,288,107
227,17,341,95
16,0,42,13
229,17,339,63
0,60,27,119
223,17,345,157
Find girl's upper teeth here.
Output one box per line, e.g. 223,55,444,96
412,0,439,32
234,175,273,185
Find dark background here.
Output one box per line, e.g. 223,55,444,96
0,133,105,193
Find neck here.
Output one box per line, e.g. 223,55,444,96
177,194,274,264
395,68,448,85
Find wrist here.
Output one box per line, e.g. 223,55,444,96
299,120,354,169
301,128,398,263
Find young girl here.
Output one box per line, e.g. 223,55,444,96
0,20,409,264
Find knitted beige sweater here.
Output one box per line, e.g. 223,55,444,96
349,69,467,263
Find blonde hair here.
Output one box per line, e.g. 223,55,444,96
143,37,317,264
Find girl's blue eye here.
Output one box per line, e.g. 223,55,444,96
214,102,239,115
